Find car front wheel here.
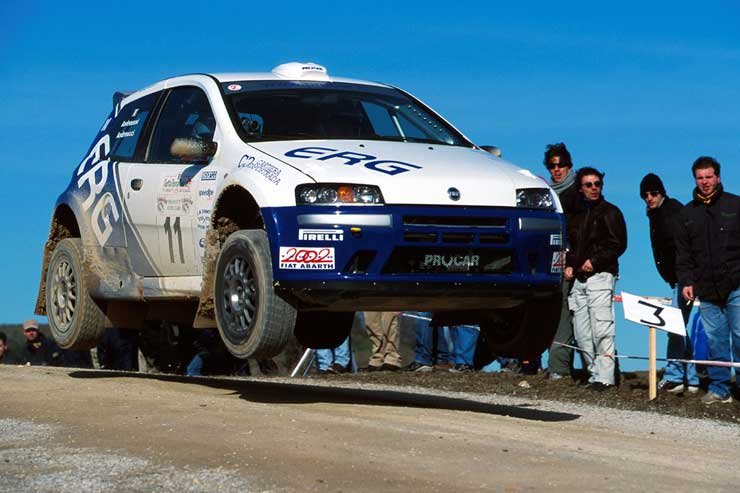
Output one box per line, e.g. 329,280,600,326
214,229,296,359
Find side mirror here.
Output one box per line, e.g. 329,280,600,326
480,145,502,158
170,138,218,163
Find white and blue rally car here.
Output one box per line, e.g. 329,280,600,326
35,62,564,361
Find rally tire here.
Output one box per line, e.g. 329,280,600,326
214,229,296,359
45,238,106,350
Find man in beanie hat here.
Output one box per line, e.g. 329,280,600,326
640,173,699,394
21,319,62,366
676,157,740,404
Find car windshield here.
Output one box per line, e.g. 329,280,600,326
221,81,469,146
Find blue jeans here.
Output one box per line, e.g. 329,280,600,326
315,337,350,371
662,286,699,385
449,325,479,366
699,288,740,398
414,313,450,365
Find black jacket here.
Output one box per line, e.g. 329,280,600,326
566,196,628,281
558,181,582,220
647,197,684,286
22,333,62,366
0,350,21,365
675,184,740,303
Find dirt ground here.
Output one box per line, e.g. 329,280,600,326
1,365,739,492
323,367,740,425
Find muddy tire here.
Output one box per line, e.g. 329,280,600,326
480,293,561,359
214,230,296,359
294,312,354,349
45,238,106,350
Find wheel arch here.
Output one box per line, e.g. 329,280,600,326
193,184,265,327
34,204,82,316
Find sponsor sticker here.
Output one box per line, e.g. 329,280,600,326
421,254,480,271
298,228,344,242
199,189,215,198
227,84,242,91
201,170,218,181
279,247,335,270
237,154,281,185
551,251,565,273
550,234,562,246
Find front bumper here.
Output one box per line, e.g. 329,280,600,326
262,204,564,310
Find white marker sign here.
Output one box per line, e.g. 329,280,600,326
621,291,686,336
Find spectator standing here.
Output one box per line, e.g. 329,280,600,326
0,331,21,364
640,173,699,393
448,325,478,373
21,319,62,366
675,156,740,405
565,167,627,391
364,312,402,371
405,313,451,372
315,337,351,374
544,143,581,379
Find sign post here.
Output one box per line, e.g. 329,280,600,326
621,292,687,401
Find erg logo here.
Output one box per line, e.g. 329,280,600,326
285,147,422,176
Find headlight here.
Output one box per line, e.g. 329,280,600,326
296,184,384,205
516,188,555,209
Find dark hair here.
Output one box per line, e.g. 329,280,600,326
543,142,572,168
575,166,605,187
691,156,720,177
0,332,6,344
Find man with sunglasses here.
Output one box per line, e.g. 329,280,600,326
543,143,581,380
565,167,627,391
675,156,740,405
640,173,699,394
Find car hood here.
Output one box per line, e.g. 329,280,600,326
248,140,552,207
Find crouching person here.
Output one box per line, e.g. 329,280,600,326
565,167,627,391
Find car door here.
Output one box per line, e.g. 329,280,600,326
123,85,218,277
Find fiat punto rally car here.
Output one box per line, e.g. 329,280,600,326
35,62,564,361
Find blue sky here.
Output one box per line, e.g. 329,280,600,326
1,1,739,370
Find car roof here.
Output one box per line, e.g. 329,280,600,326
209,72,391,88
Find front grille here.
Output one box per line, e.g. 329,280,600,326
382,247,513,275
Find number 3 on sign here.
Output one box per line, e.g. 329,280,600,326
621,291,687,336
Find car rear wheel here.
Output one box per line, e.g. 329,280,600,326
479,293,561,359
214,229,296,359
45,238,106,350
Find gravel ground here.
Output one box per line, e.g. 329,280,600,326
0,419,254,493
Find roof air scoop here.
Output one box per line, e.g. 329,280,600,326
271,62,330,81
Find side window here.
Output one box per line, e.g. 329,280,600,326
148,87,216,164
108,91,160,161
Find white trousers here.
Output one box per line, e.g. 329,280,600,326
568,272,616,385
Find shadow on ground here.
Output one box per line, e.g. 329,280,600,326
68,370,580,423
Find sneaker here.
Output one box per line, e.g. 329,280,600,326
701,391,732,405
548,372,566,381
404,361,433,372
449,363,474,373
380,363,401,372
657,380,686,394
686,385,700,394
330,363,349,374
433,362,453,371
364,364,383,372
586,382,612,392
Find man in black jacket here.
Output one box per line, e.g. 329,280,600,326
0,332,21,364
640,173,699,394
565,167,627,390
21,320,62,366
675,156,740,405
543,143,581,380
